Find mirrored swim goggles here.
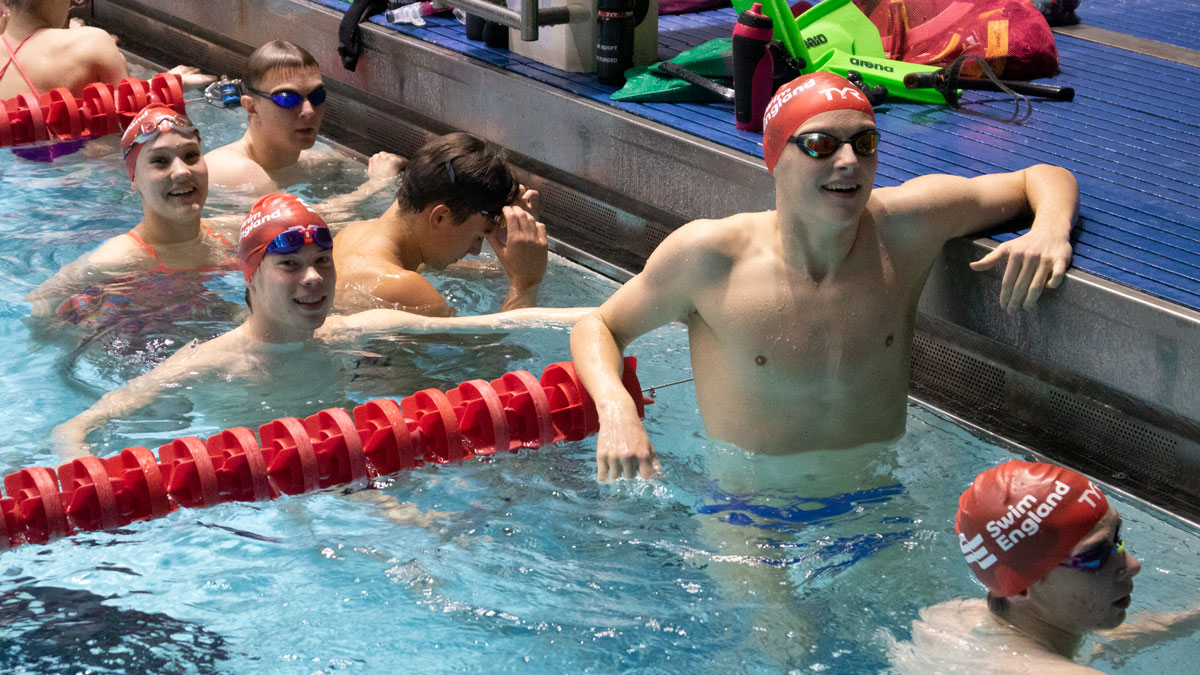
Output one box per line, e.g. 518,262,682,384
789,129,881,159
243,83,328,109
265,225,335,255
1059,535,1125,571
121,114,199,159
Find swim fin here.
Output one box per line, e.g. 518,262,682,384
610,38,733,103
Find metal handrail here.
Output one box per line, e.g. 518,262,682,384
438,0,579,41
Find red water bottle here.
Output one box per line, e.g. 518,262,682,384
732,3,774,132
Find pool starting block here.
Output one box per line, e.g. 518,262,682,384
0,357,650,550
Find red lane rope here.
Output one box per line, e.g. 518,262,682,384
0,72,187,150
0,357,650,550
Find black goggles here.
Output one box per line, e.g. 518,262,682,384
790,129,881,159
244,84,327,109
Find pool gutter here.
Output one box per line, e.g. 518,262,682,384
86,0,1200,519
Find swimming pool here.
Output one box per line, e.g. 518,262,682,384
0,88,1197,673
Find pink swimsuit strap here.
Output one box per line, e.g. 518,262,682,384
124,230,170,272
0,29,45,97
125,224,234,273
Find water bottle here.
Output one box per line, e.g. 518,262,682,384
385,2,428,26
732,3,774,132
596,0,635,86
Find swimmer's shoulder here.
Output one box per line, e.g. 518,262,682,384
58,27,125,82
85,233,157,273
659,211,771,266
204,143,273,191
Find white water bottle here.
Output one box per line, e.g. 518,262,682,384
386,1,429,26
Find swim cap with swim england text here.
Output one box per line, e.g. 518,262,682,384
762,72,876,174
956,460,1109,597
238,193,328,283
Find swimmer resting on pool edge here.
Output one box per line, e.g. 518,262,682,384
571,72,1079,480
1,0,213,99
52,193,591,460
889,461,1200,673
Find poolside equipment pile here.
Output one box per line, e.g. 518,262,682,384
0,73,185,150
0,357,650,550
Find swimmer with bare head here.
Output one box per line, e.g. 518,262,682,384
333,133,549,316
203,40,404,211
52,193,589,459
571,72,1079,481
0,0,211,99
890,461,1199,673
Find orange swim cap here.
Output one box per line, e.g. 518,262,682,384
238,193,328,283
956,460,1109,597
120,105,199,181
761,72,875,174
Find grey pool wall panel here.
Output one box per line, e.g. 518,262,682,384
87,0,1200,520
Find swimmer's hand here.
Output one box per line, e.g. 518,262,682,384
168,65,218,91
595,407,660,481
366,152,406,185
489,190,548,311
969,226,1073,311
50,421,94,462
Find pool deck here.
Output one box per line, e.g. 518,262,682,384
87,0,1199,514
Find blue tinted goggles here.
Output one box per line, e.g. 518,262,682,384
244,84,327,109
265,226,334,255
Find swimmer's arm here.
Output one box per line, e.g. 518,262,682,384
50,340,208,460
310,153,406,223
891,165,1078,311
1095,606,1200,652
570,224,704,480
24,244,139,316
326,305,591,336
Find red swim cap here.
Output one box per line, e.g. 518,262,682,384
762,72,875,173
238,193,328,283
956,461,1109,597
121,105,200,181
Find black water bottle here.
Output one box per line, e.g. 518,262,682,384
596,0,635,86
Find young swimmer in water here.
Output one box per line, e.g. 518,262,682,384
571,72,1079,481
203,40,404,213
0,0,211,99
890,460,1200,673
333,133,549,316
51,193,589,459
26,106,238,319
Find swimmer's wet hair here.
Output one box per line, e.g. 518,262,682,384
244,40,319,90
396,132,520,224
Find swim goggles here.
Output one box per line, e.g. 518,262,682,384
1059,535,1125,571
243,84,328,109
121,114,198,159
265,225,335,255
445,160,508,228
790,129,881,159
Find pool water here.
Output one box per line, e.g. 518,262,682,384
0,83,1197,674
